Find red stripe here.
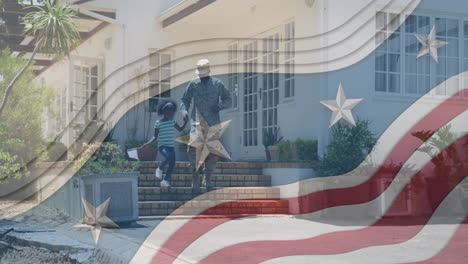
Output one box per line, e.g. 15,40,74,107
199,135,468,263
151,90,468,264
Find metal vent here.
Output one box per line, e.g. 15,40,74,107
100,181,133,218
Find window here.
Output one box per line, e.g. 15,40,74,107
284,21,295,98
375,12,401,94
465,21,468,70
434,17,460,96
148,51,172,112
55,92,66,132
49,91,66,135
404,15,431,95
262,33,280,140
72,64,99,121
464,21,468,96
227,43,239,108
243,41,259,147
375,12,467,98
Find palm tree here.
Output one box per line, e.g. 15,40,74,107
0,0,81,116
0,0,7,39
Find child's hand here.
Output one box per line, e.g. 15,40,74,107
140,144,148,149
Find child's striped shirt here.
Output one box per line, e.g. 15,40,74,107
155,119,176,147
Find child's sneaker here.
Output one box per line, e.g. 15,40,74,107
160,180,171,188
155,168,163,180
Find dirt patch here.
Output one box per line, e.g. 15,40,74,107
0,246,81,264
12,204,71,227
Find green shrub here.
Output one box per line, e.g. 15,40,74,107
277,140,294,161
295,139,318,161
124,140,157,149
0,50,56,179
263,128,283,148
0,151,29,183
319,119,377,177
46,141,68,161
73,143,140,175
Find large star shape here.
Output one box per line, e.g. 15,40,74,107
320,83,363,128
177,109,232,171
76,198,118,246
415,26,448,63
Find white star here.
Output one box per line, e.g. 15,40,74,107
75,198,118,246
176,109,232,171
415,26,448,63
320,83,363,128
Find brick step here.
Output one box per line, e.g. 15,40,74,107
138,174,271,187
139,166,263,175
138,187,280,202
139,161,265,169
139,199,289,216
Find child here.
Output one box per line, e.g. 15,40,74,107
141,101,188,188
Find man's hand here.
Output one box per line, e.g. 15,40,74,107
140,144,149,149
183,114,189,123
182,110,189,120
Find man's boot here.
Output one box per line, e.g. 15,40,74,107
192,171,200,192
202,173,213,192
202,156,217,191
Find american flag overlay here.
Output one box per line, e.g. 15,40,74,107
0,0,467,264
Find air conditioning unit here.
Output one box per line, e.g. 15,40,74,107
80,172,139,223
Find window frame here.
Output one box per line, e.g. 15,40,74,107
284,20,296,99
227,41,240,109
148,50,173,112
374,11,468,99
70,58,102,121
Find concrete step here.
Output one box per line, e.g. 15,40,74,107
138,162,264,175
138,187,280,202
138,174,272,187
138,199,289,216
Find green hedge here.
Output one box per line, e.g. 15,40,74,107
277,139,318,162
318,119,376,177
296,139,318,161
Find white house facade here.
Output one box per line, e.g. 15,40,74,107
38,0,468,161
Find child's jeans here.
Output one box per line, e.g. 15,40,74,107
158,146,175,181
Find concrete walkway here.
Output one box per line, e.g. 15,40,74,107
6,204,163,264
4,203,468,264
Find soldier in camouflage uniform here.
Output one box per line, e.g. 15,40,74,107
180,59,232,191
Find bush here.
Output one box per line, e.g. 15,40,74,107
124,140,157,149
277,140,294,161
276,139,318,162
73,143,140,175
295,139,318,161
0,51,56,169
319,119,377,177
46,141,68,161
263,128,283,148
0,151,29,183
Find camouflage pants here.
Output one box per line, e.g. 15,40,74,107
187,146,218,191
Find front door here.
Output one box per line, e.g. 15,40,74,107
240,33,281,160
261,33,280,141
240,40,263,159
